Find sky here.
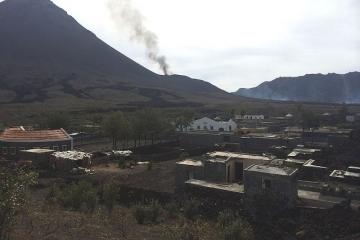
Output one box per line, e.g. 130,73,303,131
19,0,360,91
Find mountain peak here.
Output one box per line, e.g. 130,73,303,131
0,0,229,106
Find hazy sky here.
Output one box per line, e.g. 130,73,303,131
20,0,360,91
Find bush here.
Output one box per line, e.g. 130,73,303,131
164,201,179,219
147,161,153,170
183,198,200,220
56,181,97,212
118,160,126,169
102,182,118,213
133,200,162,224
221,219,255,240
217,210,237,229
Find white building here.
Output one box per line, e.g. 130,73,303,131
184,117,237,132
346,115,356,122
235,114,265,120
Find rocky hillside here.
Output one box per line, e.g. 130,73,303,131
235,72,360,104
0,0,233,108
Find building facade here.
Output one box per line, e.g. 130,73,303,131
183,117,237,132
0,127,73,158
244,164,298,207
235,115,265,120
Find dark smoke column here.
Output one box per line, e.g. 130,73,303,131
107,0,170,75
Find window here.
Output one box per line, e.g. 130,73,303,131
10,147,16,155
203,126,208,130
62,145,67,151
210,126,214,130
2,147,8,155
263,179,271,190
229,126,232,131
53,146,59,151
197,126,200,130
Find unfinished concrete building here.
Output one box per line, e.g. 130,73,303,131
244,164,299,207
175,151,273,190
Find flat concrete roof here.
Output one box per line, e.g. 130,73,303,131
177,159,203,167
207,152,272,162
20,148,55,154
185,179,244,193
245,164,298,176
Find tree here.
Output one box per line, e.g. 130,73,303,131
102,112,131,149
133,109,170,145
0,167,38,239
301,111,320,130
45,112,70,130
175,110,194,132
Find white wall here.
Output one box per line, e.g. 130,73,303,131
185,117,237,132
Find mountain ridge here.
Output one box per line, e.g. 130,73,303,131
234,72,360,104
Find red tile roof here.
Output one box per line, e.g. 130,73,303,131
0,127,71,142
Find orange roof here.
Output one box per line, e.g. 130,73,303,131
0,127,71,142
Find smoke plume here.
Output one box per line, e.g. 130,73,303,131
107,0,170,75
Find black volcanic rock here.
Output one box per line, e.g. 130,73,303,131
0,0,229,105
234,72,360,104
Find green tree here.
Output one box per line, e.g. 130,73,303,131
133,109,170,145
45,112,70,130
175,110,194,132
301,111,320,130
102,112,131,149
0,167,38,239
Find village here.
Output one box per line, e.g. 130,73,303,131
1,109,360,239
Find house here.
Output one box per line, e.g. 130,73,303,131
235,115,265,121
183,117,237,132
19,148,55,169
287,146,322,160
330,166,360,184
346,115,356,122
175,151,273,190
244,163,299,207
0,127,73,158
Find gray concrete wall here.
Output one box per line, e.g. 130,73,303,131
244,170,298,206
0,139,72,159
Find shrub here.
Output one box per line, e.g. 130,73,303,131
134,205,147,224
133,200,162,224
118,160,126,169
102,182,118,214
221,219,255,240
183,198,200,220
164,201,179,219
56,181,97,212
147,161,153,170
217,210,237,229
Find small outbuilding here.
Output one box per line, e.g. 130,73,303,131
19,148,55,169
244,164,299,207
51,151,92,172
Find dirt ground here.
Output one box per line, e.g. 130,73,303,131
91,159,177,193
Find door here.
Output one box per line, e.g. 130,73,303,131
235,162,244,181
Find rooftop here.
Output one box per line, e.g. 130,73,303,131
52,151,91,161
207,152,272,162
177,159,203,167
186,179,244,193
20,148,55,154
0,127,71,142
245,164,298,176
